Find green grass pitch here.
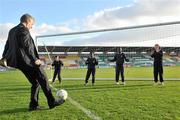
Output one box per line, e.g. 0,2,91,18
0,66,180,120
48,66,180,79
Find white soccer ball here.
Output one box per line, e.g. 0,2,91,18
56,89,68,100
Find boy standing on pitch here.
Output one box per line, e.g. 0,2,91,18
109,48,129,85
85,52,98,86
52,56,64,84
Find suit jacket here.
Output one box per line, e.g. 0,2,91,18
2,23,39,68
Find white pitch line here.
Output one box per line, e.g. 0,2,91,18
49,84,58,91
49,84,102,120
68,96,102,120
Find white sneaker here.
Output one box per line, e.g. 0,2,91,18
116,82,119,85
84,83,88,86
153,82,158,86
161,82,165,86
122,82,126,85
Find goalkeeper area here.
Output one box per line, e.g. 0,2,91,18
36,21,180,80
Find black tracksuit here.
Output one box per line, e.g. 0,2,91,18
110,53,129,82
52,60,63,83
85,57,98,84
151,50,164,82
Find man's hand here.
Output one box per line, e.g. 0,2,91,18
126,59,129,62
35,59,42,66
0,58,7,67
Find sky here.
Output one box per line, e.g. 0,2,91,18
0,0,180,56
0,0,133,24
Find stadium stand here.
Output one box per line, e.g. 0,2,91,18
38,46,180,68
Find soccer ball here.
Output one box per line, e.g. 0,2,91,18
56,89,68,100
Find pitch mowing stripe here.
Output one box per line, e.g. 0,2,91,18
49,84,102,120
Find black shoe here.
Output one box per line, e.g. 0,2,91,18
49,98,65,109
29,106,45,111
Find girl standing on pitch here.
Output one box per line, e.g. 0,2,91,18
151,44,164,85
52,56,64,84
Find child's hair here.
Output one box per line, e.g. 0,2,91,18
155,44,161,49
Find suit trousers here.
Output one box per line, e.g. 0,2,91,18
18,63,55,108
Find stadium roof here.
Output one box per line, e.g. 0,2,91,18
38,46,180,53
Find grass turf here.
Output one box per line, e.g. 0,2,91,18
0,67,180,120
47,66,180,79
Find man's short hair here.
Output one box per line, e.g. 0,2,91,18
20,14,34,23
117,47,122,53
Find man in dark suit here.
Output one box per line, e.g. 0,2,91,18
151,44,164,85
109,48,129,85
52,56,64,84
85,52,98,86
1,14,65,111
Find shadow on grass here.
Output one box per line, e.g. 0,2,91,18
0,87,30,93
55,83,153,91
0,107,28,115
0,107,49,116
0,84,30,88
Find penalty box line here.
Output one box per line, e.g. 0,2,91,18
49,84,102,120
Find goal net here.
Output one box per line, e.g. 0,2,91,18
36,21,180,80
